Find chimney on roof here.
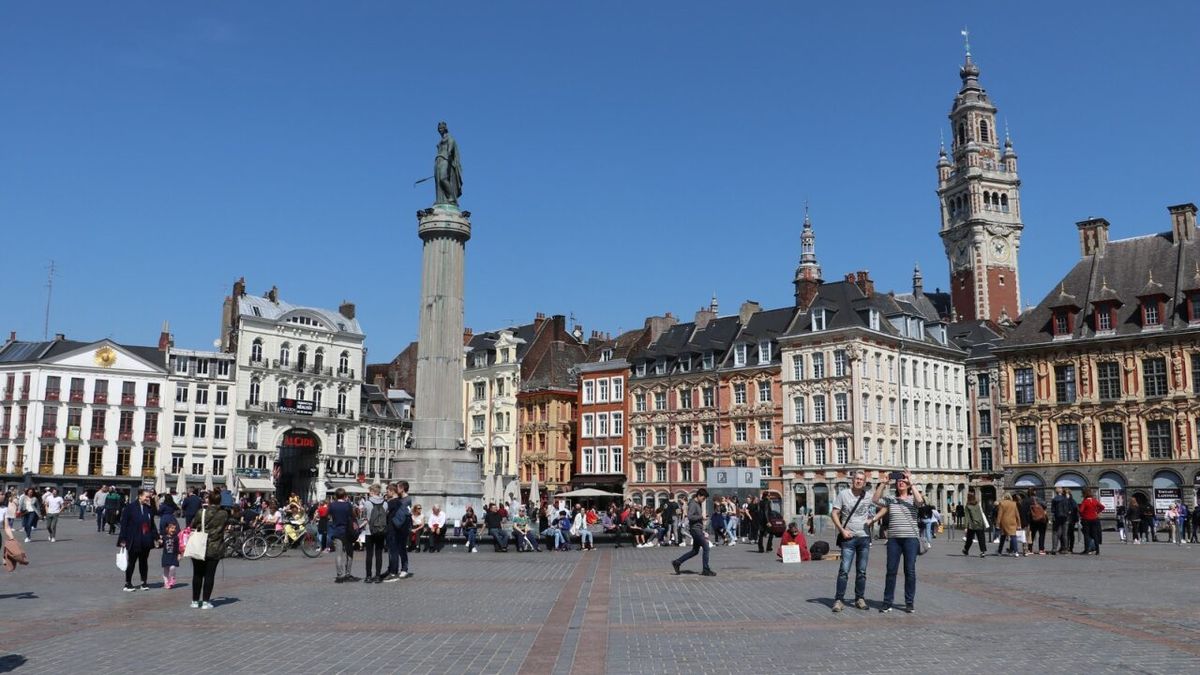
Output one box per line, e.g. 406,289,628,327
266,285,279,303
1076,217,1110,257
738,300,761,324
373,373,386,390
694,304,717,330
338,301,356,320
7,331,14,343
232,277,246,298
54,333,65,341
157,321,172,351
854,270,874,297
1169,203,1197,244
533,312,547,332
463,327,473,345
644,313,678,343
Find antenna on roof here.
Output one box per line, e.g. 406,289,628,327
43,260,55,340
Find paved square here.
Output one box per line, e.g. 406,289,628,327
2,518,1199,674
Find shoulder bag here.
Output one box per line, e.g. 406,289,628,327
835,492,867,547
183,509,209,561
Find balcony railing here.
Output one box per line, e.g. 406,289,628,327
45,388,60,401
1,390,11,401
64,464,79,475
39,463,54,474
243,400,355,420
144,432,158,443
141,467,155,478
336,368,355,380
248,356,267,368
16,426,27,437
146,396,160,408
121,394,136,405
69,390,84,402
93,393,108,404
40,427,56,439
90,430,106,441
117,430,134,441
18,389,29,400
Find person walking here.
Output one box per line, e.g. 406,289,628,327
671,489,714,577
962,492,989,557
188,491,229,609
94,486,109,532
831,469,880,612
995,493,1022,557
18,488,41,543
118,489,158,591
44,488,63,543
1079,488,1106,555
1126,495,1144,544
918,503,936,549
361,484,388,583
874,470,925,613
755,492,774,553
1026,488,1049,554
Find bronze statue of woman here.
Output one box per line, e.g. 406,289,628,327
434,121,463,206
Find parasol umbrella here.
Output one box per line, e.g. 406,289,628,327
175,469,187,496
529,476,540,511
204,471,214,493
154,467,167,495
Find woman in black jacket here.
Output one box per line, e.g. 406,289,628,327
118,489,158,591
189,491,230,609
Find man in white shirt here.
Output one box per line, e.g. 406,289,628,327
427,505,448,552
44,488,64,543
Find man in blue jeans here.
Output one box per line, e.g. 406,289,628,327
830,470,881,612
671,489,715,577
383,481,412,582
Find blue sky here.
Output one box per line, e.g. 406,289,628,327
2,2,1197,360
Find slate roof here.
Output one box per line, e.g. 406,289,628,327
0,339,166,369
630,315,742,372
720,306,797,368
465,321,537,368
521,342,586,393
361,383,403,422
948,320,1011,361
783,280,956,350
1000,228,1200,348
238,295,363,336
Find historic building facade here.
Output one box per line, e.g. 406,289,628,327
220,279,365,501
994,204,1200,509
0,333,168,494
572,328,647,496
779,214,970,520
950,320,1011,507
465,324,530,501
165,345,237,489
937,51,1023,322
354,383,407,485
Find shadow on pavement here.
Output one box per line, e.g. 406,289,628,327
0,655,27,672
0,592,37,600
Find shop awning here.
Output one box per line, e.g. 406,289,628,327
328,483,369,495
569,473,625,489
239,477,276,492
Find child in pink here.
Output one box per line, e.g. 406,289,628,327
161,522,180,588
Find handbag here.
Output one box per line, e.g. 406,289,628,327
115,546,128,571
183,509,209,561
918,539,931,555
835,492,867,547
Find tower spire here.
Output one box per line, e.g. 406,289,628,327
794,205,822,309
961,27,972,62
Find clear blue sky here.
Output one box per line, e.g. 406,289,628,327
2,2,1197,360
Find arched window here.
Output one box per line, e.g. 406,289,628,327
337,389,347,414
249,379,260,405
957,123,966,146
258,455,267,469
278,381,288,400
1000,193,1009,212
983,191,991,209
297,345,307,370
296,384,306,401
251,339,263,363
248,422,258,445
980,119,990,143
993,193,1001,207
279,342,291,366
313,386,323,409
339,351,350,375
314,348,325,371
336,460,344,474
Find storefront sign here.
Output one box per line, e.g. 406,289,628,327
706,467,759,489
280,429,319,450
1154,488,1181,515
278,398,315,415
1098,488,1117,511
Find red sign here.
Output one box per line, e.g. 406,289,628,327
356,473,367,484
281,429,319,449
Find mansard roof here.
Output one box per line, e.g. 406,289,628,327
783,280,956,350
1001,227,1200,348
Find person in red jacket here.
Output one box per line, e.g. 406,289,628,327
1078,488,1106,555
776,521,812,561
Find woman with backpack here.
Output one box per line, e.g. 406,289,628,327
361,484,388,583
1027,489,1049,554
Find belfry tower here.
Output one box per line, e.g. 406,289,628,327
937,35,1023,321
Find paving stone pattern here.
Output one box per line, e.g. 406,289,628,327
2,519,1199,674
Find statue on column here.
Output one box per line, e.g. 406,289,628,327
434,121,463,207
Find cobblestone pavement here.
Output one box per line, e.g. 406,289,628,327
3,518,1200,674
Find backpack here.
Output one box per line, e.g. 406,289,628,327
391,498,412,529
1030,500,1048,523
809,540,830,560
768,515,786,537
367,501,386,533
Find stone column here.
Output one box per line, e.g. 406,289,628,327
395,205,482,520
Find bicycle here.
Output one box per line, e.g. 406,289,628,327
244,523,321,559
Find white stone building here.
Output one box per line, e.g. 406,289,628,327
164,346,237,489
464,326,529,500
220,280,365,501
0,332,168,494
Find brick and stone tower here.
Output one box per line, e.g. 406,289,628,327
794,207,823,309
937,40,1023,321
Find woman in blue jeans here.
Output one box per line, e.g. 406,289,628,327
872,470,926,613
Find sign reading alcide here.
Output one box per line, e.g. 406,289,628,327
278,398,315,415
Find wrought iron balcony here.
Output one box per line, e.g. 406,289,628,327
69,390,84,402
45,388,60,401
93,393,108,404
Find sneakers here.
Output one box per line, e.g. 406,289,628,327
363,576,376,584
190,601,201,609
49,537,55,543
342,575,361,583
700,569,717,577
831,600,845,613
397,571,411,579
879,604,893,613
979,552,987,558
334,576,346,584
726,541,736,547
139,584,150,592
471,547,478,553
904,604,916,614
854,598,869,611
200,602,214,610
24,537,30,543
671,561,681,575
123,584,137,592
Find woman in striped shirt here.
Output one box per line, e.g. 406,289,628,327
873,470,926,614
